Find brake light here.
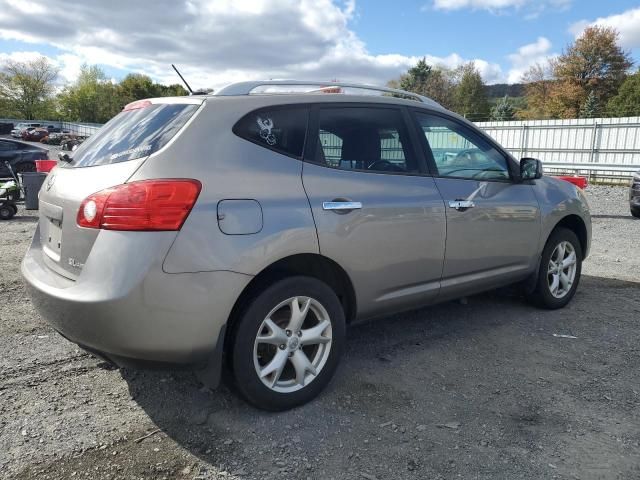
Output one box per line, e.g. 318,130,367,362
77,179,201,231
123,99,152,112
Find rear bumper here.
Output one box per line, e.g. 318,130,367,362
21,226,251,366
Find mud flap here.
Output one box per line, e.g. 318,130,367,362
195,324,227,389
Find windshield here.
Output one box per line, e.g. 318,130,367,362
67,103,199,168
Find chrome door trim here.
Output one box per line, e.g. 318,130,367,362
322,201,363,211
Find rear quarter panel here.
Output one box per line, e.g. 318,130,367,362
131,97,319,275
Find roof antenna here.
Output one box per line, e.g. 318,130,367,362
172,64,194,95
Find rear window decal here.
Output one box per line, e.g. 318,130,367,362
109,145,152,161
257,116,277,146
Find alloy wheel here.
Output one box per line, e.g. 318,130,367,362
547,241,577,299
253,296,332,393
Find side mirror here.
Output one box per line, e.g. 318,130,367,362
520,157,543,181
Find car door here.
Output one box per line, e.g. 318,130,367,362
411,110,541,299
302,104,446,319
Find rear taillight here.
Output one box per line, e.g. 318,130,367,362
77,179,201,231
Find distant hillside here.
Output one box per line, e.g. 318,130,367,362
485,83,526,98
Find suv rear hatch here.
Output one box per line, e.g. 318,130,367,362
38,97,203,280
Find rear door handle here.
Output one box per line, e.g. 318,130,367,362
322,201,362,213
448,200,475,211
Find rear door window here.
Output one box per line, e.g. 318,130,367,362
68,102,199,168
312,107,418,174
233,107,308,158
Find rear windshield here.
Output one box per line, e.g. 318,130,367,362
67,103,199,168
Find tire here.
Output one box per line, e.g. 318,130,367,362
631,206,640,218
230,276,345,411
0,204,15,220
526,227,582,309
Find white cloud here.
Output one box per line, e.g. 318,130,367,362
506,36,556,83
430,0,570,14
570,7,640,49
0,0,504,90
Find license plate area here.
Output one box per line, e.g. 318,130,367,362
42,218,63,262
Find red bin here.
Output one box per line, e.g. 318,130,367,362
35,160,58,173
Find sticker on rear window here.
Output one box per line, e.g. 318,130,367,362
257,117,277,146
109,145,152,161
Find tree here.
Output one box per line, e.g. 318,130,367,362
58,65,121,123
0,56,58,119
519,62,554,119
607,70,640,117
452,63,489,121
390,58,455,109
552,26,632,116
490,95,515,121
579,91,598,118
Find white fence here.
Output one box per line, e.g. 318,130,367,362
477,117,640,179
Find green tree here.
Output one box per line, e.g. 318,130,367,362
607,70,640,117
118,73,161,104
490,95,515,121
58,65,121,123
452,63,489,121
157,83,188,97
579,91,598,118
0,56,58,119
390,58,455,109
399,58,432,92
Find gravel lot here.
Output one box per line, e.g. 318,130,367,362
1,184,639,480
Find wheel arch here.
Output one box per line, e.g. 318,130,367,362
224,253,357,351
551,214,588,257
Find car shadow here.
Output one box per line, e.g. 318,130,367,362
591,214,637,220
120,274,640,476
6,214,38,224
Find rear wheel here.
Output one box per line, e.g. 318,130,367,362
631,206,640,218
526,228,582,309
231,276,345,411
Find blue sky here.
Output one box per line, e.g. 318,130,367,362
0,0,639,88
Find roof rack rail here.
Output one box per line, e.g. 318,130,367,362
214,80,440,107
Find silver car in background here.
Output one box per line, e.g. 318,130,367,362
22,81,591,410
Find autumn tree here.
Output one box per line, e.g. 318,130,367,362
518,63,554,119
0,56,58,119
452,63,489,120
551,26,632,117
607,70,640,117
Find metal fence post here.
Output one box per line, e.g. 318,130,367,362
519,124,528,158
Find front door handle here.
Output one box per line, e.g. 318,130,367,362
448,200,475,211
322,200,362,213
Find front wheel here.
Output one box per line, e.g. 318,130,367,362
526,228,582,309
231,276,345,411
631,206,640,218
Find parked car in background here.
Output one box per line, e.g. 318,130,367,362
22,81,591,411
22,128,50,142
47,125,63,133
10,122,41,138
0,138,48,176
631,170,640,218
